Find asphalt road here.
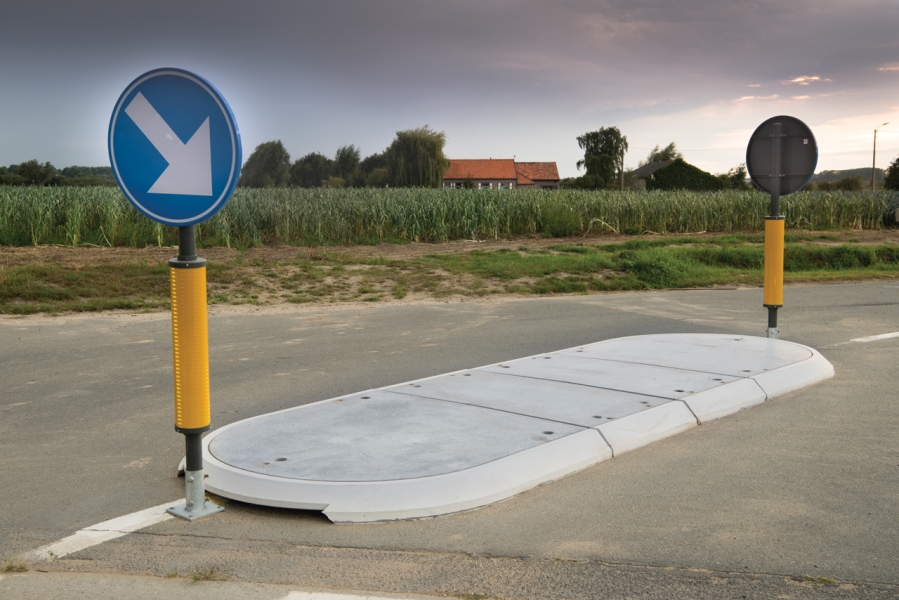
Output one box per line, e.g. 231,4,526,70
2,282,898,599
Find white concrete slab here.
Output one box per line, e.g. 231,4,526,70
680,378,768,423
751,346,834,397
561,334,812,377
204,426,611,522
385,370,673,427
199,334,834,523
596,401,697,456
482,354,740,399
209,391,584,482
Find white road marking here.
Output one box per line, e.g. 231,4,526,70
850,331,899,343
0,402,29,410
826,331,899,347
282,593,439,600
29,500,181,560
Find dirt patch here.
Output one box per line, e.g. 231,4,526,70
3,230,899,317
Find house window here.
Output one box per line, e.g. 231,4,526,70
479,182,491,189
498,182,512,189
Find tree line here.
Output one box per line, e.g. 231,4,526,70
0,160,115,186
5,123,899,192
564,126,750,191
237,126,450,189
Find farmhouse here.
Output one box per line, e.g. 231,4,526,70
443,159,560,190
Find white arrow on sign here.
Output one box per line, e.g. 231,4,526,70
124,92,212,196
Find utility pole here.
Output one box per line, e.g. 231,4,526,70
873,122,889,191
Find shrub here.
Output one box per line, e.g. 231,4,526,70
540,203,582,237
647,159,725,191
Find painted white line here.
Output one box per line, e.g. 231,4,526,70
29,499,181,560
850,331,899,343
283,593,440,600
826,331,899,347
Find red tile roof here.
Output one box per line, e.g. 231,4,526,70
517,172,536,185
444,159,560,185
515,162,560,183
444,159,517,180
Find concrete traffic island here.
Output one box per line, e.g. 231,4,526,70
193,334,833,523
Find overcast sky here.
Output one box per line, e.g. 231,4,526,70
3,0,899,177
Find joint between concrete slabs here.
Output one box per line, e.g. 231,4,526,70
676,398,702,425
593,427,615,457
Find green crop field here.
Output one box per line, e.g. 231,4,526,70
1,185,896,248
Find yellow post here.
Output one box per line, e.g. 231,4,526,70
166,226,223,521
763,217,785,308
170,265,210,432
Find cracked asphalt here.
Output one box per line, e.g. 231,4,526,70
2,282,898,598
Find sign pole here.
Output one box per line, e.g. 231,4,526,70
166,225,223,521
746,115,817,340
109,68,241,522
763,123,785,339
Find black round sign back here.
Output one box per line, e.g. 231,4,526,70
746,115,817,195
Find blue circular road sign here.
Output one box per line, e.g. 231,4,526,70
108,68,242,226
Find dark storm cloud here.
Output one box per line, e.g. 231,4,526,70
2,1,898,171
8,1,896,96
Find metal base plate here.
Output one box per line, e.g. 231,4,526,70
166,501,224,522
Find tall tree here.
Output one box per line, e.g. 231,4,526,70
238,141,291,188
385,126,451,188
717,163,749,189
333,144,361,181
360,152,388,175
360,152,391,187
885,154,899,191
576,127,628,189
641,142,683,166
290,152,333,187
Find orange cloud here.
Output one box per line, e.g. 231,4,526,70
736,94,780,101
785,75,831,85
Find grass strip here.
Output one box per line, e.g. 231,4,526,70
2,241,898,315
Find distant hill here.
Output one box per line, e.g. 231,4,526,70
812,168,883,183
